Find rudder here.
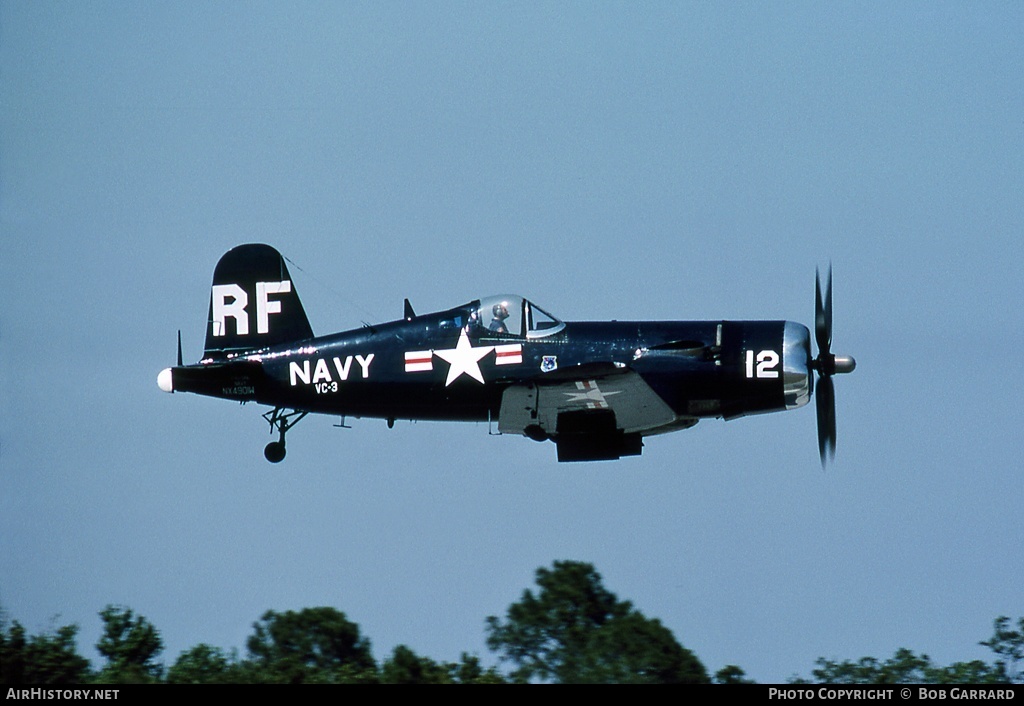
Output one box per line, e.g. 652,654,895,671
203,244,314,360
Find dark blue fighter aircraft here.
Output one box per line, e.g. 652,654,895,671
157,244,855,464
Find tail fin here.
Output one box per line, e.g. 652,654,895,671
203,244,313,360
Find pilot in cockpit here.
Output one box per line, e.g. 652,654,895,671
489,302,510,334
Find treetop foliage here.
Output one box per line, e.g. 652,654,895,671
981,616,1024,683
0,614,90,685
792,618,1024,684
2,575,1020,684
485,560,709,684
95,605,163,683
246,607,376,684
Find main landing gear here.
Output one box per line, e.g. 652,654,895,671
262,407,307,463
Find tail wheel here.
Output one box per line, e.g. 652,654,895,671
261,408,308,463
264,441,286,463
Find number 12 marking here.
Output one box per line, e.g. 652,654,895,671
745,350,780,379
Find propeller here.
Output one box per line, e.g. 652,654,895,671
812,265,856,466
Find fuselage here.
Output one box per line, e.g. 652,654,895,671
163,301,813,431
157,244,854,463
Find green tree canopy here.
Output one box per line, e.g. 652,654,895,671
485,560,708,684
797,617,1024,684
981,616,1024,683
246,607,377,683
378,646,506,684
166,643,239,684
801,649,1006,685
1,616,91,685
714,664,756,684
95,606,163,683
380,644,451,684
447,652,506,684
806,649,937,684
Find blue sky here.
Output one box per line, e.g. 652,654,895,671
2,2,1021,682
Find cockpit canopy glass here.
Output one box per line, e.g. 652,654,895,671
470,295,565,339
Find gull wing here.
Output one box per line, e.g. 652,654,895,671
498,365,679,438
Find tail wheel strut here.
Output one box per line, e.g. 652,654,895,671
261,408,308,463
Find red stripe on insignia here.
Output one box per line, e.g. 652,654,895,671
404,351,433,372
494,344,522,365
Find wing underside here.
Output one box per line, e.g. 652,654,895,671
498,367,693,461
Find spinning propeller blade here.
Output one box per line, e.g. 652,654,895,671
815,265,832,355
812,265,855,467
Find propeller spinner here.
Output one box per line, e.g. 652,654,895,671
811,265,856,466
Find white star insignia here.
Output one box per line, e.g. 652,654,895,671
564,380,622,409
433,330,494,386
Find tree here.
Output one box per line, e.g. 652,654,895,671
0,617,27,684
95,605,164,683
981,616,1024,683
380,645,452,684
807,649,935,684
379,647,508,684
1,616,91,685
486,561,708,683
166,644,239,684
930,660,1002,684
447,653,506,684
245,607,377,683
715,664,756,684
798,617,1024,684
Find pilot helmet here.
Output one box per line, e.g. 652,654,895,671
493,302,509,319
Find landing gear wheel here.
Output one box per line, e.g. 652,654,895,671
261,408,307,463
264,441,286,463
